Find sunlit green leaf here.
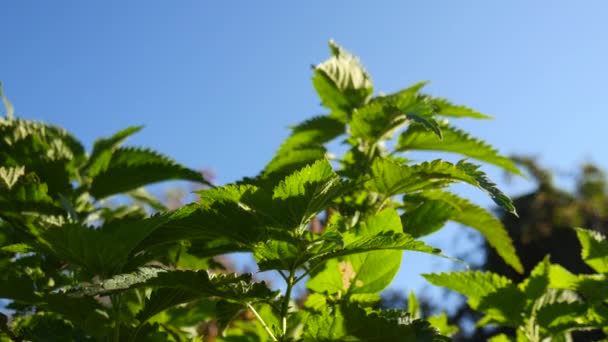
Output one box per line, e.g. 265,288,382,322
576,228,608,274
397,124,520,175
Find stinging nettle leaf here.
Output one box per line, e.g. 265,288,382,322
89,147,209,199
40,214,171,276
84,125,143,178
397,123,521,175
367,158,517,215
272,159,350,229
313,40,373,117
403,190,522,273
264,116,344,178
431,97,492,119
575,228,608,274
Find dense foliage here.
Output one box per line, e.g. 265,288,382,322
452,160,608,340
0,42,605,341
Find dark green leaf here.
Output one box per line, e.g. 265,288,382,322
40,214,170,276
85,126,143,178
90,147,209,199
136,288,200,324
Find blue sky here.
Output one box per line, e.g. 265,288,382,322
3,1,608,303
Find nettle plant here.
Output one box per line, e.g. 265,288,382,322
426,228,608,342
1,42,605,341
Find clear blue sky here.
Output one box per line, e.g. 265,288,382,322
3,1,608,304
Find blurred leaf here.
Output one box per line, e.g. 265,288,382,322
84,126,143,178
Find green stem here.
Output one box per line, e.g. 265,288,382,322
280,272,295,338
111,294,121,342
247,303,278,342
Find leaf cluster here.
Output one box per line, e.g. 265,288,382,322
0,42,524,341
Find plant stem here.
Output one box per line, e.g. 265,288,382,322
111,294,121,342
280,272,295,338
247,303,278,342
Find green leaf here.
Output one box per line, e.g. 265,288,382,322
0,273,40,302
0,117,86,166
272,159,349,229
72,269,276,304
136,288,200,325
264,147,328,180
431,97,492,119
302,304,448,342
40,214,171,276
425,271,526,326
308,209,441,296
136,202,268,252
0,168,63,216
405,112,443,139
0,165,24,189
89,147,209,199
400,199,457,238
403,190,522,273
84,125,143,178
349,84,443,142
535,301,589,335
313,40,373,117
367,158,517,215
423,271,513,306
575,227,608,274
341,304,449,342
42,293,110,335
455,161,518,215
301,307,350,341
397,124,520,175
254,240,300,271
215,300,245,335
518,256,551,303
426,313,458,337
488,334,515,342
264,116,344,178
0,243,34,253
408,290,420,319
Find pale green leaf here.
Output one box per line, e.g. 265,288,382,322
0,82,14,119
575,227,608,274
313,40,373,117
423,271,513,303
408,290,420,319
427,313,459,337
